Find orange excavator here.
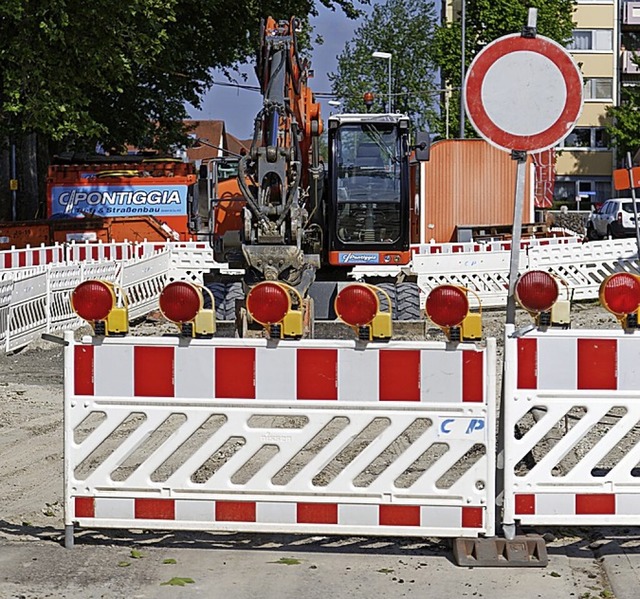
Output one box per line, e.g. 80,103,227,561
211,17,430,301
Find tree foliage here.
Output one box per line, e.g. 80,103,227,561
329,0,439,132
606,87,640,163
0,0,361,153
431,0,575,138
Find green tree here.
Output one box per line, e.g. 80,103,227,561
0,0,361,152
606,86,640,164
432,0,575,138
329,0,439,132
0,0,361,218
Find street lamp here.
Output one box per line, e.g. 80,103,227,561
372,51,392,113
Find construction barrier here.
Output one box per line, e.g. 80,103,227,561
63,333,497,546
502,324,640,537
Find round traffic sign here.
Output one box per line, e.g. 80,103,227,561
464,34,582,153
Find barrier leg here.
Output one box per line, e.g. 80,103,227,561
64,524,74,549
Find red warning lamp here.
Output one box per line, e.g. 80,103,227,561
159,281,202,323
335,284,378,327
247,282,291,325
426,285,469,328
599,273,640,328
335,283,392,341
515,271,559,315
71,279,128,336
363,92,374,111
72,280,115,322
159,281,215,337
246,282,303,339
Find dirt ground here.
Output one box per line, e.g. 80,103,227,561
0,301,620,537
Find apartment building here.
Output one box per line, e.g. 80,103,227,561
555,0,617,207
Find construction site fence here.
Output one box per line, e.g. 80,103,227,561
0,240,218,353
2,236,639,352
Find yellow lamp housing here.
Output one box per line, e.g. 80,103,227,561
599,273,640,330
246,281,303,339
158,281,215,338
334,283,392,341
71,279,129,336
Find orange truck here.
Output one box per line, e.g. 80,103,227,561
0,156,226,251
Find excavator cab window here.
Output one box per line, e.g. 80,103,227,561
333,123,405,245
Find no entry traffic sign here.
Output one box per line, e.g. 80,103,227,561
464,34,583,153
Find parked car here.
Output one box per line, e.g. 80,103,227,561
586,198,640,240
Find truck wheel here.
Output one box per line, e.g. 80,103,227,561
376,282,397,320
396,282,421,321
204,282,226,321
224,282,244,321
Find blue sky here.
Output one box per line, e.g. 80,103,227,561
187,6,369,139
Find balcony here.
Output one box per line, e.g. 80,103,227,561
622,50,640,74
624,1,640,25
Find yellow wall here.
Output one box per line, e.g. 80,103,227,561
556,150,613,176
577,103,613,126
572,53,616,77
574,4,615,27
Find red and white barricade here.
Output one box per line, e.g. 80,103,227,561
64,333,496,545
502,324,640,536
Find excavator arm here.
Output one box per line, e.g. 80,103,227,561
237,17,323,289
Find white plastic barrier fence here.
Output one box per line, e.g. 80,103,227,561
63,334,496,545
502,324,640,536
121,251,169,320
414,238,639,308
1,243,66,269
6,271,48,352
0,278,13,348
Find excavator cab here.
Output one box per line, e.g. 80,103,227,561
327,114,418,266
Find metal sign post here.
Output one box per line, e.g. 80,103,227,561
463,8,583,324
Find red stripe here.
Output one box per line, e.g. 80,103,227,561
515,494,536,515
379,505,420,526
134,346,174,397
517,338,537,389
135,498,175,520
576,494,615,515
297,503,338,524
75,497,95,518
379,350,420,401
462,351,483,402
3,254,9,269
296,349,337,400
215,348,255,399
18,252,25,267
74,345,94,395
32,252,40,266
461,506,483,528
216,501,256,522
578,339,617,390
46,249,53,264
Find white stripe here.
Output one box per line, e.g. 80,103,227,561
256,502,296,523
421,349,461,402
175,499,214,521
95,497,134,519
94,345,133,397
255,347,296,400
175,346,214,399
617,338,640,391
421,505,460,528
338,504,378,526
537,337,576,390
615,494,640,515
536,493,574,515
337,349,378,401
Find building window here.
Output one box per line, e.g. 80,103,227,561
559,127,610,150
568,29,613,51
583,78,613,101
